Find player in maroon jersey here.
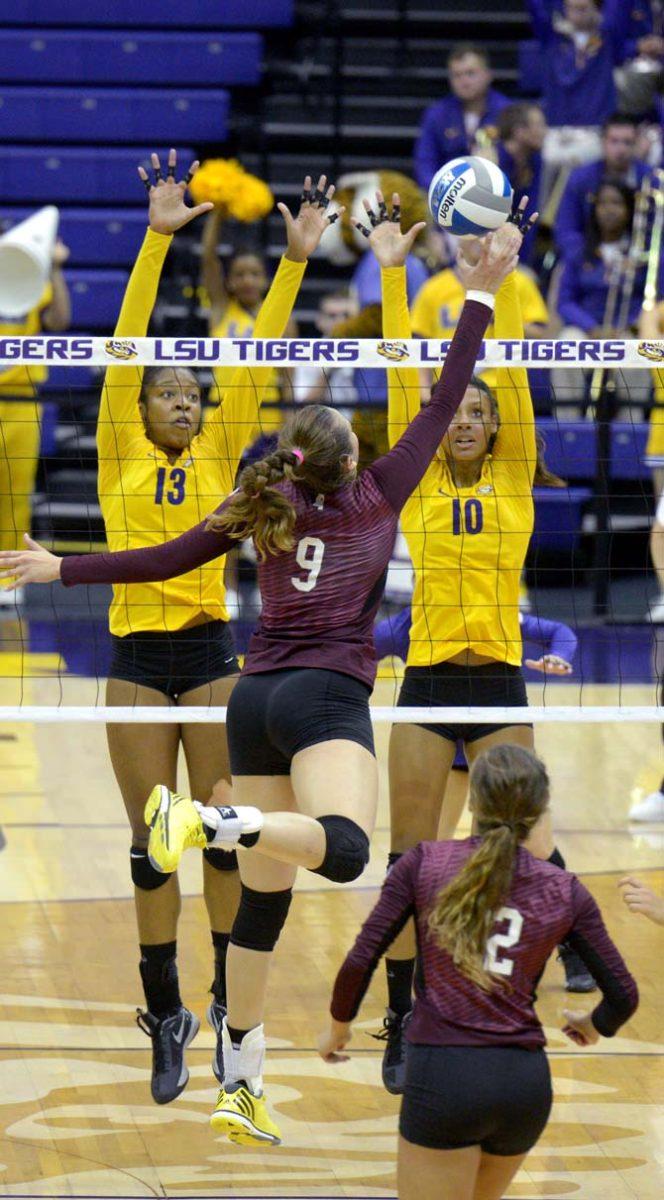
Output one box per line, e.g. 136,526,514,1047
318,743,638,1200
0,207,521,1146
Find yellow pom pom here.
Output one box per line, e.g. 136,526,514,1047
189,158,273,222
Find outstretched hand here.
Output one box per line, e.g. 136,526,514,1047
0,534,62,587
456,232,519,295
139,149,214,234
277,175,345,263
524,655,573,676
352,190,426,267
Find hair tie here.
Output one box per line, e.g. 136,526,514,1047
291,448,304,464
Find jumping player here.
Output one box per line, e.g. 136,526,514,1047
0,209,521,1146
76,151,337,1104
319,743,638,1200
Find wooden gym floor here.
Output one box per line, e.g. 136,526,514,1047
0,664,662,1199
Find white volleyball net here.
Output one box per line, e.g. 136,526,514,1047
0,335,662,724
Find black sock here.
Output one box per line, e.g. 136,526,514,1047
385,958,415,1016
226,1023,251,1048
211,930,230,1006
547,847,566,870
139,941,181,1018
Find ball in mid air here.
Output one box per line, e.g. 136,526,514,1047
428,156,513,237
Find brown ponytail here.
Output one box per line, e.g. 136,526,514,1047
207,404,356,559
427,744,550,991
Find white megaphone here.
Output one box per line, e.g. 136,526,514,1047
0,206,59,318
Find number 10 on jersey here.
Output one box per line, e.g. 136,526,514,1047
452,497,483,535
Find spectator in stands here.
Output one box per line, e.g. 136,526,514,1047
552,179,660,417
201,207,296,441
494,102,547,263
527,1,633,172
413,44,509,192
615,0,664,115
292,288,358,411
0,234,70,606
554,114,651,261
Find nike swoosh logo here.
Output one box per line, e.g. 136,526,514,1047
173,1014,187,1044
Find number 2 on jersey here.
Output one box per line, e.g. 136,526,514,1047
452,497,483,535
154,466,186,506
484,905,523,977
291,537,325,592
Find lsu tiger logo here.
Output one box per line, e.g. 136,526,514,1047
377,340,410,362
105,338,138,360
637,341,664,363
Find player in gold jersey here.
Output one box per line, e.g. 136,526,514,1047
362,198,594,1091
98,150,340,1103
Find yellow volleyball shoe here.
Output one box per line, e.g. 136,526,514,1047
144,785,207,874
210,1083,282,1145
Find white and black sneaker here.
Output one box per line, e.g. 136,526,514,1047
372,1008,412,1095
136,1005,200,1104
206,998,227,1084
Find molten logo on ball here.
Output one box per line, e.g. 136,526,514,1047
428,156,513,239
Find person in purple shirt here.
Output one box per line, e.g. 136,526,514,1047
554,178,660,416
413,44,509,192
1,205,523,1148
527,0,631,129
495,102,547,265
319,743,638,1200
554,114,651,261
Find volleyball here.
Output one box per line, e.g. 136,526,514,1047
428,156,513,237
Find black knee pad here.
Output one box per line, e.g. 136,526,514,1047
387,851,403,873
203,846,238,873
313,815,370,883
130,845,170,891
230,884,293,952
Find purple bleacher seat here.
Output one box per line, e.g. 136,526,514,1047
610,422,651,481
0,30,262,86
0,87,228,142
41,366,98,392
0,147,195,203
532,486,593,556
2,1,293,27
0,207,147,266
65,269,129,330
536,419,597,480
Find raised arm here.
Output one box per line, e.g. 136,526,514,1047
201,208,228,330
98,150,213,452
353,198,519,513
205,175,343,470
490,211,538,480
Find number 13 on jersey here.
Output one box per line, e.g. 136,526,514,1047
292,537,325,592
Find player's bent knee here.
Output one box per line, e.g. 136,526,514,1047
230,884,293,952
130,845,170,891
313,814,370,883
203,846,238,872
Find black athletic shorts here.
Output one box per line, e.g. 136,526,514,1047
400,1044,552,1155
397,661,530,743
109,620,239,700
227,668,375,775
